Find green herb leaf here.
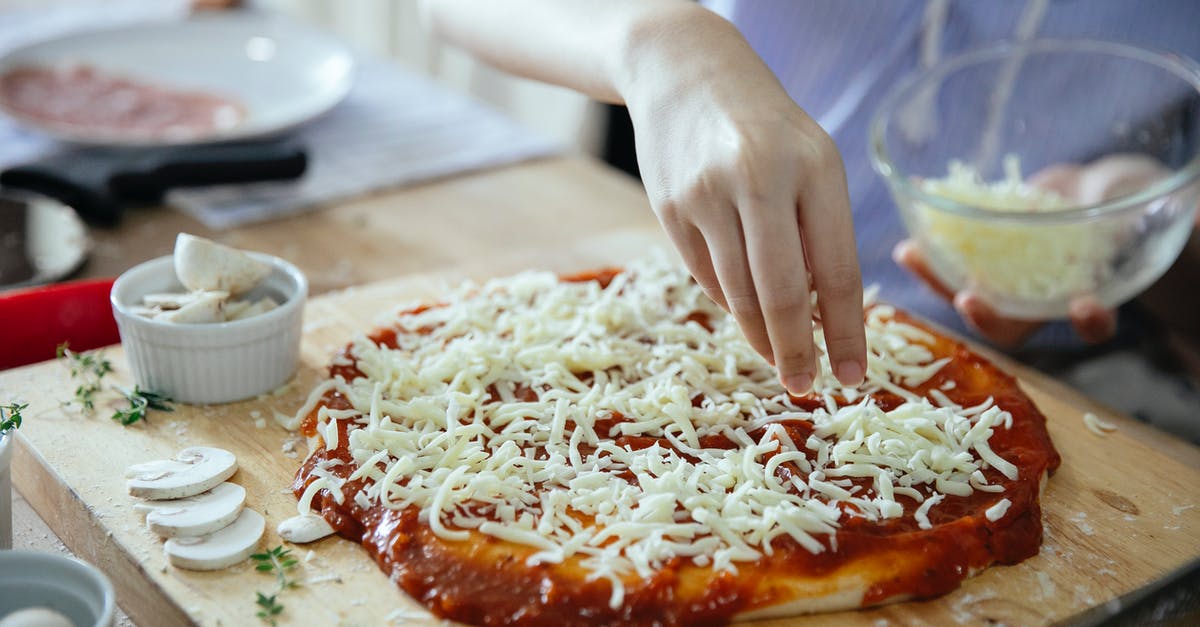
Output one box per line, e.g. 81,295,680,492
251,545,299,591
111,386,174,427
252,546,302,624
58,343,113,412
255,592,284,625
1,402,27,434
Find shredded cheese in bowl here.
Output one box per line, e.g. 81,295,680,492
913,156,1120,311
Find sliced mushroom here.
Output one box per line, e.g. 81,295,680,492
227,296,279,321
142,291,198,310
164,508,265,571
222,298,254,320
130,305,163,318
154,291,227,324
277,514,335,544
126,447,238,500
135,482,246,538
174,233,270,296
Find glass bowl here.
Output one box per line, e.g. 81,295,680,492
870,39,1200,320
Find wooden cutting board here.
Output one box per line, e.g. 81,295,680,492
6,230,1200,627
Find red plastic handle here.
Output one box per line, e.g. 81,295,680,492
0,277,119,371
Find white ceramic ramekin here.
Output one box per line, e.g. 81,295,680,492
110,253,307,404
0,550,116,627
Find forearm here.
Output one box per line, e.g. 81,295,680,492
421,0,769,107
425,0,867,389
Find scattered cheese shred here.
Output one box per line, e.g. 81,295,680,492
299,257,1018,607
1082,412,1117,436
985,498,1012,522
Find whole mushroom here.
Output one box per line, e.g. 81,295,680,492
174,233,270,296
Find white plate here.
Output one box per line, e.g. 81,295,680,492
0,12,355,147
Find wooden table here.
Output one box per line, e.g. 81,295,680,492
7,155,1200,626
77,156,659,292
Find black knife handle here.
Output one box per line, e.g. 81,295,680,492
108,140,308,203
0,156,121,226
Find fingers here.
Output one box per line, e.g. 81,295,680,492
892,239,955,301
1068,297,1117,344
1076,154,1171,204
952,292,1040,349
741,200,817,393
1031,155,1170,205
664,221,726,310
897,240,1040,347
1027,163,1083,198
796,159,865,387
900,239,1117,347
697,213,776,363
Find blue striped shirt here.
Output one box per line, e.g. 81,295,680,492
702,0,1200,347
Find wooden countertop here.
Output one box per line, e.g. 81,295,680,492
79,156,658,294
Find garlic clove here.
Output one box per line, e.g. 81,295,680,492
277,514,335,544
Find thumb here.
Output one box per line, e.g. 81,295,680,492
952,292,1041,349
1068,297,1117,344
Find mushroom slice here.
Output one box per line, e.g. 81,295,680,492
174,233,271,296
222,298,254,320
126,447,238,500
277,514,335,544
227,296,280,322
135,482,246,538
154,291,227,324
164,509,265,571
130,305,163,318
142,291,197,310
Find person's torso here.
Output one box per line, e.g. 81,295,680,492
702,0,1200,345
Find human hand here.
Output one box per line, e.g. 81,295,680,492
623,14,865,393
422,2,866,393
894,154,1173,348
892,240,1116,347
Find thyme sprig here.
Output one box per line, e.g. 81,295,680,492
252,545,300,590
252,546,300,624
111,386,174,426
57,342,112,412
255,593,285,626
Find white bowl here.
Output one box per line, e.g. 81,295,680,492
110,253,307,404
0,550,116,627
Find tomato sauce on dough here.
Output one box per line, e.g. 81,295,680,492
294,273,1060,626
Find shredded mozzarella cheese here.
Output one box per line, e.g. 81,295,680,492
1082,411,1117,436
297,257,1018,607
917,155,1119,302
